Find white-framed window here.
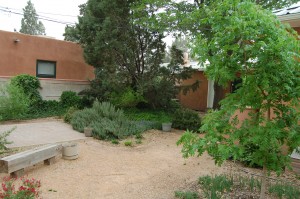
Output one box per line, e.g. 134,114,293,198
36,60,56,78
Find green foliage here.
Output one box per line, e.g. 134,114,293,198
63,107,79,123
124,140,133,147
10,74,42,107
111,139,119,145
24,100,65,119
269,183,300,199
110,88,145,108
19,0,45,35
174,191,199,199
176,1,300,190
71,101,147,140
0,128,14,154
125,108,173,123
60,91,81,108
0,84,30,121
172,108,201,132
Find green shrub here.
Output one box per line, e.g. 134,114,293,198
60,91,81,108
172,108,201,132
174,191,199,199
111,88,145,108
70,101,145,140
10,74,42,106
125,108,173,123
64,107,79,123
0,84,30,120
269,183,300,199
24,100,65,119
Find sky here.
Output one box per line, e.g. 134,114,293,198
0,0,87,40
1,0,300,42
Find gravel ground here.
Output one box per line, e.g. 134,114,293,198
1,129,223,199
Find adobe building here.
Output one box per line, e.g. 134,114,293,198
0,30,94,100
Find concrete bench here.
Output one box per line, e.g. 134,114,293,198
0,144,62,177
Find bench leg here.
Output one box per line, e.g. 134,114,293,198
44,157,55,165
10,169,24,178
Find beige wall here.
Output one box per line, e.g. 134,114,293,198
0,77,90,100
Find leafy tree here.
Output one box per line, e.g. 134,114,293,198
20,0,46,35
177,1,300,198
133,0,299,109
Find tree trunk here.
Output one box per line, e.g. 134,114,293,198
260,164,267,199
213,83,224,109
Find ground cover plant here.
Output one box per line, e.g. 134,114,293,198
0,176,41,199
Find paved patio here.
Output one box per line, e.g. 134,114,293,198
0,120,87,148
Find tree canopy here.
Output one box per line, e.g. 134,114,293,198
64,0,199,108
20,0,46,35
176,0,300,197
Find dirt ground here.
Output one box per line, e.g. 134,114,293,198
1,122,299,199
0,129,224,199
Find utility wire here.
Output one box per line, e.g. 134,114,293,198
0,6,78,18
0,8,76,25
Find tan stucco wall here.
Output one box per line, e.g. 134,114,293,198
0,30,94,80
177,71,208,111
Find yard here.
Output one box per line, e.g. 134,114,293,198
0,118,299,198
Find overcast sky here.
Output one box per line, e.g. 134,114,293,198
1,0,299,42
0,0,87,40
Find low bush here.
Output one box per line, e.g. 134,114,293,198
23,100,65,119
124,108,173,124
172,108,201,132
0,84,30,121
63,107,79,123
71,101,148,140
10,74,42,106
60,91,81,108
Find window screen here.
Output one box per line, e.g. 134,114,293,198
36,60,56,78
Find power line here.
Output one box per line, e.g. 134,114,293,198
0,6,78,18
0,8,76,25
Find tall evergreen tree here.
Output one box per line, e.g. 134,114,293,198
65,0,173,107
20,0,46,35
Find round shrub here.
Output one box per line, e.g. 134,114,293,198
60,91,81,108
172,108,201,132
10,74,42,105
